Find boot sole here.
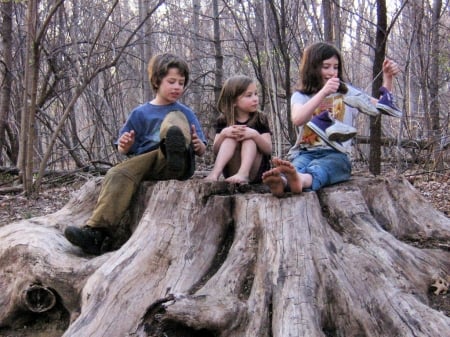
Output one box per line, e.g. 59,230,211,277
326,123,357,142
165,126,186,173
327,130,357,142
344,96,379,117
307,122,349,154
376,103,403,118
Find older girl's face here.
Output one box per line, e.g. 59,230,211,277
320,55,339,85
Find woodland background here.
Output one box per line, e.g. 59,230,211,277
0,1,449,336
0,0,449,195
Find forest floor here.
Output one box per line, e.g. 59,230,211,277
1,165,449,223
0,166,448,336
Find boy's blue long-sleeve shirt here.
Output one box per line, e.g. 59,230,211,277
117,101,207,156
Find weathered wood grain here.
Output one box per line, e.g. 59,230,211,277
0,177,448,337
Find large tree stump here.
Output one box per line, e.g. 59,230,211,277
0,175,449,337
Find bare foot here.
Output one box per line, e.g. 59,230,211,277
262,168,286,197
225,174,249,184
204,173,220,182
273,158,302,194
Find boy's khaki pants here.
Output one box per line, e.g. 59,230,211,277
86,111,192,231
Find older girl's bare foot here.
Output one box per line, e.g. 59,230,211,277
274,159,302,194
204,172,220,181
225,174,249,184
262,168,286,197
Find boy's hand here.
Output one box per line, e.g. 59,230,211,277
118,130,135,154
191,125,206,156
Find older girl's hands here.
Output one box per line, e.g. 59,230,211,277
383,59,401,77
321,77,340,97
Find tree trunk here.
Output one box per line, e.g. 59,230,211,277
190,0,202,114
19,0,39,195
369,0,388,176
139,0,153,102
212,0,223,104
0,177,449,337
429,0,443,171
0,0,13,166
322,0,333,43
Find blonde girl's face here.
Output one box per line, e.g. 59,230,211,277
320,55,339,85
235,82,259,115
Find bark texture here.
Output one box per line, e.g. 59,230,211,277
0,176,449,337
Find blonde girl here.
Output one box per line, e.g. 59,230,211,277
205,75,272,184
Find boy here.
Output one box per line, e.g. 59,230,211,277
64,53,207,255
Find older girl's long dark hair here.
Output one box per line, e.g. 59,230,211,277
295,42,348,95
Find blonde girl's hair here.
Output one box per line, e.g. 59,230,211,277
217,75,255,126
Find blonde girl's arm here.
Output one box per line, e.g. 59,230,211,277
212,125,241,154
212,125,234,155
211,133,223,155
252,131,272,156
240,126,272,156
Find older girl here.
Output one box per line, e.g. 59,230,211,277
263,42,400,196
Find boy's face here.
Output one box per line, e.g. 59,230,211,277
156,68,186,104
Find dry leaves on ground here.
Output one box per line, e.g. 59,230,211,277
0,172,448,227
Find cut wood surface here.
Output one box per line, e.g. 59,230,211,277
0,176,449,337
